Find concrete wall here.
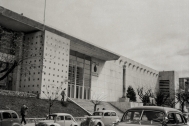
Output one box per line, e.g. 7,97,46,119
91,56,159,102
110,102,143,112
40,30,70,99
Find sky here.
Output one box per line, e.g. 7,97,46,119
1,0,189,77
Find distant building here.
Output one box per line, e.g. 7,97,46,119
179,78,189,92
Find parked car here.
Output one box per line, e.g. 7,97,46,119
35,113,78,126
0,110,21,126
112,106,188,126
80,110,120,126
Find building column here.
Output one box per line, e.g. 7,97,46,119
122,65,126,98
82,57,85,99
14,33,24,91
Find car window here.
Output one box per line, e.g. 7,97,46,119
65,116,72,120
93,112,103,116
58,116,64,120
12,113,18,118
3,112,11,119
175,114,184,124
167,113,176,124
122,110,142,123
142,111,164,121
104,112,111,116
48,115,57,120
111,112,116,116
141,110,164,125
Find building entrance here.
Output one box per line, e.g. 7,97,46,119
68,50,91,100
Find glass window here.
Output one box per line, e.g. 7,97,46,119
48,115,57,120
93,112,103,116
122,110,142,123
65,116,72,120
167,113,176,124
3,112,11,119
59,116,64,120
175,114,184,124
111,112,116,116
104,112,111,116
12,113,18,118
141,111,164,125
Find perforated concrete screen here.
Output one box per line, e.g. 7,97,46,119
41,30,70,99
20,31,44,93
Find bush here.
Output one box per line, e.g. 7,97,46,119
126,86,136,102
61,101,69,107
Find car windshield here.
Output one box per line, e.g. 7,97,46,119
122,110,165,125
93,112,103,116
47,115,57,120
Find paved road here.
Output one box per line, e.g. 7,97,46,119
25,123,35,126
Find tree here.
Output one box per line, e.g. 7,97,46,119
154,91,169,106
91,91,107,112
175,92,189,112
0,26,43,90
137,87,153,105
126,86,136,102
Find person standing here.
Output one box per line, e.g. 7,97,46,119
61,88,66,101
20,104,28,125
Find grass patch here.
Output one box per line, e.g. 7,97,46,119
0,95,89,118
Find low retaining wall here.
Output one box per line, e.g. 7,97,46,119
110,102,143,112
0,89,37,98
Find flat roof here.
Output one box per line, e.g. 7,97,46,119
0,6,120,61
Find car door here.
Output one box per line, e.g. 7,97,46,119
110,112,117,123
103,112,111,125
65,115,72,126
167,112,187,126
175,113,187,126
1,112,12,126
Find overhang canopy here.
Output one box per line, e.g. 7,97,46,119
0,6,120,61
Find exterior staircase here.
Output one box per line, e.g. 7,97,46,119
71,98,124,119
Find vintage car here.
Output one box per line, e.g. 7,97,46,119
112,106,188,126
35,113,78,126
0,110,21,126
80,110,120,126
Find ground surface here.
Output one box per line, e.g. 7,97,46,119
0,95,89,118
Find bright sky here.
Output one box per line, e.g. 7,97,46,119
1,0,189,77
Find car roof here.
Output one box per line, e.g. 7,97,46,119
94,110,116,113
127,106,182,113
50,113,71,115
0,110,17,113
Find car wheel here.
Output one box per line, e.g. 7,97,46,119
96,123,101,126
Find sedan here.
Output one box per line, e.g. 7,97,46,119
35,113,78,126
112,106,188,126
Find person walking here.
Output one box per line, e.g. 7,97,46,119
20,104,28,125
61,88,66,101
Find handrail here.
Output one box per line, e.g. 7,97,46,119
67,96,92,116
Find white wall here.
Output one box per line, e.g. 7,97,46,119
91,56,159,102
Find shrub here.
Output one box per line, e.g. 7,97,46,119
126,86,136,102
61,101,69,107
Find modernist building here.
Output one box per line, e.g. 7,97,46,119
0,6,160,101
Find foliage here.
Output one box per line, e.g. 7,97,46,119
154,91,169,106
61,101,69,107
175,92,189,112
126,86,136,102
137,87,153,106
